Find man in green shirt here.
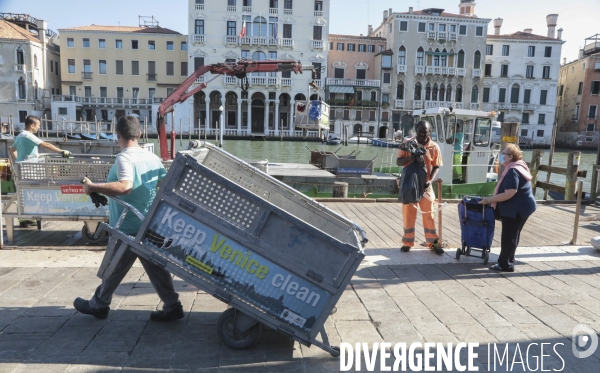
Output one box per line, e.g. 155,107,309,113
9,115,71,162
453,122,464,181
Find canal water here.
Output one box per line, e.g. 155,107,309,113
154,138,597,199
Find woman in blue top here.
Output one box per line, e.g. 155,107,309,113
479,144,536,272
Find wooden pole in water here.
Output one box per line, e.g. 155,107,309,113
543,120,559,200
565,152,580,200
572,180,583,245
530,150,544,195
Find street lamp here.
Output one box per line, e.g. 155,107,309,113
219,105,224,148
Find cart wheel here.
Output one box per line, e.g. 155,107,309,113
330,346,341,357
483,251,490,265
82,225,107,244
456,248,462,260
217,308,262,350
466,247,471,256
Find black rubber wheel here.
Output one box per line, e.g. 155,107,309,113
483,251,490,265
217,308,262,350
481,248,486,258
466,247,472,256
455,248,462,260
330,346,341,357
82,225,107,244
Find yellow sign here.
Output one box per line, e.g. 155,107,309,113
186,255,213,274
502,136,518,143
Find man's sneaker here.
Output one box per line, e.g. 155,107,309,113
150,305,184,322
428,240,444,255
400,246,411,252
73,297,110,319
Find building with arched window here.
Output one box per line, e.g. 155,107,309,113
370,4,490,133
0,14,60,130
185,0,331,136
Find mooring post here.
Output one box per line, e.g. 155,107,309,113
565,152,581,200
572,180,583,245
530,149,544,195
332,182,348,198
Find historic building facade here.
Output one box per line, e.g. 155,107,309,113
0,13,60,130
370,1,491,134
186,0,330,135
482,16,564,146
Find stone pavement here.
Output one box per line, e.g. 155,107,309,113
1,246,600,372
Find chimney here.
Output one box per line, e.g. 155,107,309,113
524,28,532,34
383,10,388,20
493,18,503,35
557,28,563,40
368,25,373,35
409,7,413,14
389,8,393,16
563,57,566,65
546,14,558,38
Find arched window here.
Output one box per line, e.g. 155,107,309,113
425,83,432,101
34,80,38,100
471,85,479,103
396,81,404,100
414,82,422,100
16,46,24,65
433,48,440,67
446,84,452,102
457,50,465,68
439,84,445,102
416,47,424,66
456,84,463,103
34,54,38,68
18,77,26,99
253,16,267,37
441,49,447,67
432,83,438,101
510,83,520,104
398,46,406,65
474,50,481,69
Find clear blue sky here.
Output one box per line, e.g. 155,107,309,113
2,0,598,63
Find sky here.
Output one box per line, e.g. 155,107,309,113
2,0,598,63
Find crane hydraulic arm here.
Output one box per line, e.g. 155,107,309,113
156,60,309,160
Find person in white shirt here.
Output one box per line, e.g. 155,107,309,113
9,115,71,162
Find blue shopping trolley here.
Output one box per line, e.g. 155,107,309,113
456,196,495,264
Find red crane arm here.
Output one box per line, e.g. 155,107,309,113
156,60,305,160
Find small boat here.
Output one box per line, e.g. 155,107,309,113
371,138,400,148
347,136,372,144
79,133,98,141
326,134,341,145
64,134,82,140
100,132,117,141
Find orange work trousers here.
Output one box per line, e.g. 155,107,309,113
402,187,439,248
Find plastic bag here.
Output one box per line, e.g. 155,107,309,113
398,140,428,204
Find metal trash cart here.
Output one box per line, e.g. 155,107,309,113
3,154,115,244
96,141,367,356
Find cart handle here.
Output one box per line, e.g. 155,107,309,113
30,153,117,159
105,196,145,228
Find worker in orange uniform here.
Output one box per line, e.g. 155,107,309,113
397,120,444,255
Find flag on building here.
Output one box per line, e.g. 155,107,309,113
349,96,355,108
240,21,246,38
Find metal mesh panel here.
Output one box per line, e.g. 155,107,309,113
175,166,262,231
16,161,112,183
203,157,270,198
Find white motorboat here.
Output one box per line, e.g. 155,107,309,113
347,136,372,144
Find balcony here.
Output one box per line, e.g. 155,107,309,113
456,68,466,77
224,76,237,85
249,76,279,86
437,32,447,41
449,32,457,41
195,4,204,10
195,75,205,84
498,102,510,110
326,78,380,87
227,5,236,12
82,72,93,80
284,8,292,15
510,103,523,110
312,40,324,49
314,10,323,17
15,64,25,72
470,103,480,110
251,37,268,46
415,66,425,75
225,36,238,45
147,73,157,81
454,103,464,109
52,95,153,107
313,79,323,87
326,99,378,108
397,64,407,74
427,31,436,39
269,8,278,14
193,34,205,44
242,6,251,13
413,100,423,109
268,38,279,47
395,99,405,109
281,38,294,47
281,78,292,86
240,36,251,45
472,69,482,78
523,103,536,111
447,67,457,76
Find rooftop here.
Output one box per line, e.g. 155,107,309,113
58,25,181,34
396,9,475,19
487,31,561,41
329,34,386,41
0,19,41,43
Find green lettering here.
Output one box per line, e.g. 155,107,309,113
220,245,232,259
256,265,269,279
210,235,226,253
229,250,244,265
246,260,259,274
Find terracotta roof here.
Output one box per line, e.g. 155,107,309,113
487,31,560,41
0,19,41,43
58,25,181,34
329,33,386,41
396,10,475,19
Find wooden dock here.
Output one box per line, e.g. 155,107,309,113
2,202,600,249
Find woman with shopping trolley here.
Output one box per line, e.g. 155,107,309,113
479,144,536,272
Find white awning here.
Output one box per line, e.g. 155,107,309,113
328,86,355,94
